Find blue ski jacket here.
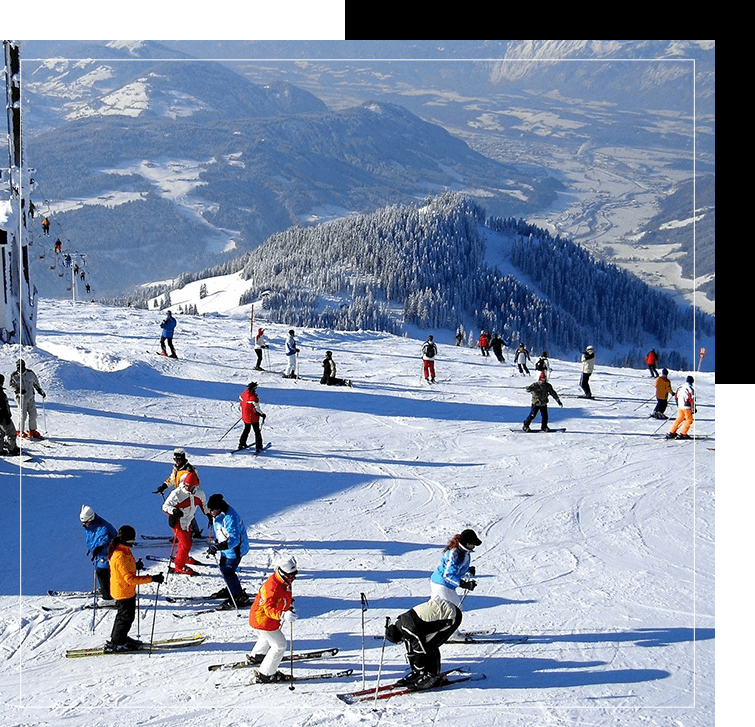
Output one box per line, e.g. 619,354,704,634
430,546,473,590
212,506,250,560
161,313,176,337
83,515,117,570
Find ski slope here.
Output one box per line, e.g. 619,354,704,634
0,299,714,726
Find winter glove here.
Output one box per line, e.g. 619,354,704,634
281,607,298,624
460,579,477,591
151,573,165,584
135,558,144,571
153,483,168,495
466,566,476,577
558,400,563,407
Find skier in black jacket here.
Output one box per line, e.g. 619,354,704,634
523,371,563,431
0,375,20,455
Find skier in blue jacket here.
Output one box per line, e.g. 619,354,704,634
430,529,481,607
80,505,117,600
206,493,250,610
160,311,177,358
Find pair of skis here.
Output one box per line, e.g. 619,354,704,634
337,667,486,704
65,633,206,658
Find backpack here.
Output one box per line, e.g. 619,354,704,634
423,342,436,358
535,357,547,371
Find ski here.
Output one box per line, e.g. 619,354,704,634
208,647,339,671
661,434,710,441
47,589,97,598
140,534,174,541
216,668,354,688
65,633,206,658
336,668,482,704
449,634,529,644
164,594,224,603
511,427,566,433
230,442,271,455
146,555,208,566
44,601,118,612
373,628,495,642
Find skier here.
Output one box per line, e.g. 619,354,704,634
154,448,200,498
666,375,696,439
283,330,299,379
579,345,596,398
206,493,251,610
384,595,463,690
478,331,490,357
80,505,117,601
161,471,209,575
455,327,464,347
489,334,506,363
238,382,266,452
54,239,62,253
41,217,50,235
651,368,673,419
515,344,531,375
253,328,269,371
429,529,480,607
9,359,46,439
159,310,177,358
421,335,437,383
523,371,563,431
534,351,552,380
104,525,163,653
645,349,660,378
0,375,20,455
247,555,299,682
320,351,351,386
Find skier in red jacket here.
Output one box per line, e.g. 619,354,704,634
237,382,266,452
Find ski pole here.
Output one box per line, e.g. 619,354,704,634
219,416,241,443
634,395,655,412
653,417,671,435
360,593,369,689
374,616,390,705
288,619,295,691
90,568,98,632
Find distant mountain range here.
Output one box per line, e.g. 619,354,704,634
17,40,714,314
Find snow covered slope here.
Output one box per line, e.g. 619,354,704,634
0,299,714,726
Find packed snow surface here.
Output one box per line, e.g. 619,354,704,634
0,299,714,726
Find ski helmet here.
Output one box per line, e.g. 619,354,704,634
79,505,96,523
16,359,25,371
207,493,226,512
538,370,547,382
248,382,258,390
117,525,136,545
459,529,481,550
275,555,298,578
686,375,694,384
173,447,186,462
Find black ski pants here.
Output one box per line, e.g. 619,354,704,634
110,595,137,646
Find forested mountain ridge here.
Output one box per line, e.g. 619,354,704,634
139,194,713,369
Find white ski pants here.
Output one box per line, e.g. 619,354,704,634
250,628,287,676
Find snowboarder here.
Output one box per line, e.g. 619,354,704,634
652,368,673,419
384,595,463,690
283,330,299,378
104,525,163,653
206,493,251,610
320,351,351,386
534,351,551,380
429,529,480,607
80,505,118,601
489,334,506,363
646,349,660,378
0,375,20,455
421,335,437,383
9,359,46,439
478,331,490,357
247,555,299,682
238,382,266,453
159,310,177,358
253,328,269,371
515,344,531,375
161,471,209,575
579,345,596,398
523,371,563,431
666,375,696,439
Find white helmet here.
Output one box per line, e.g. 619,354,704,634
79,505,95,523
275,555,298,576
